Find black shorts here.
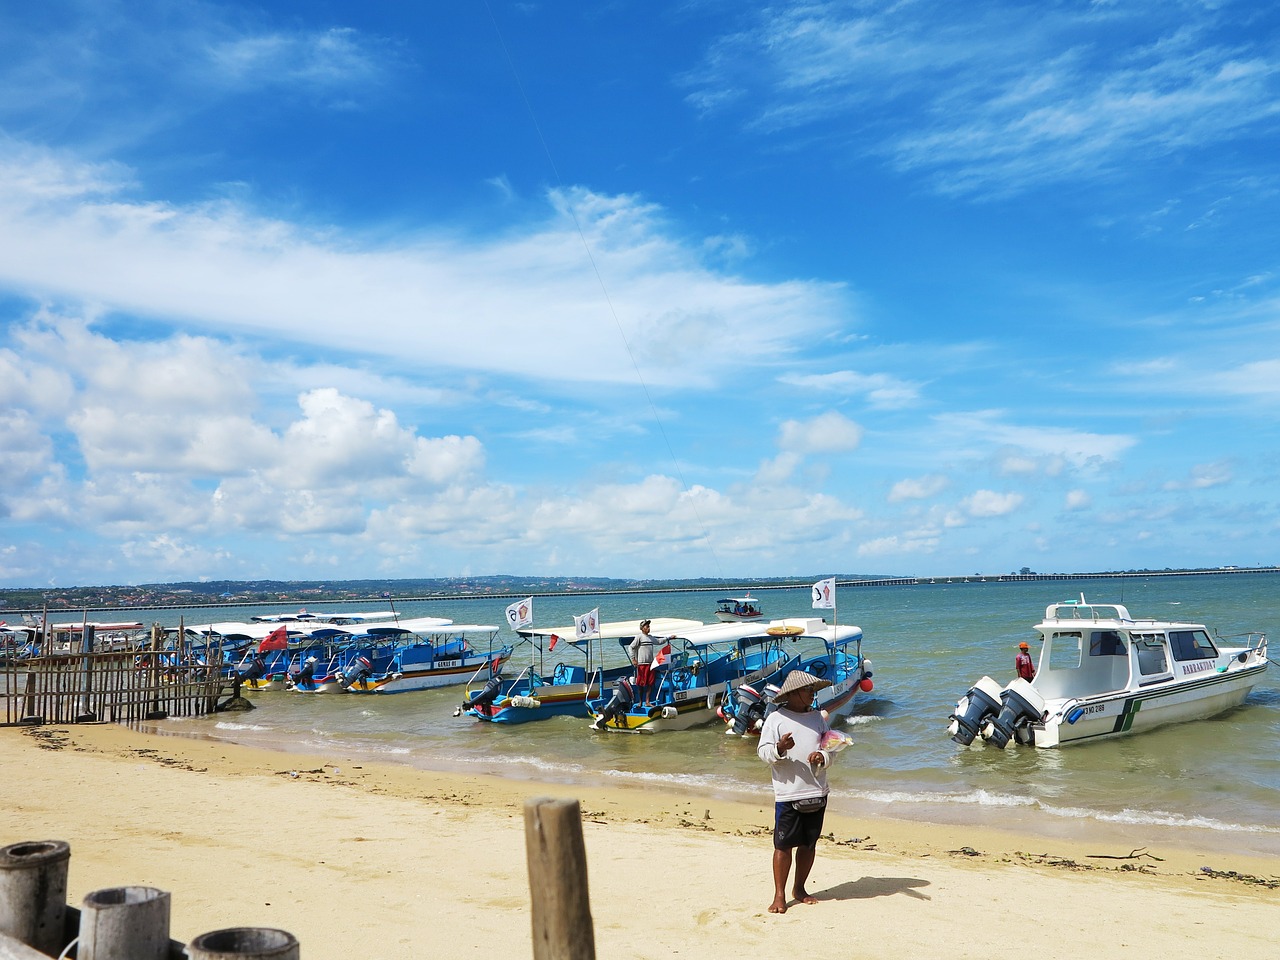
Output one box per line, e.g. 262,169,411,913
774,799,826,850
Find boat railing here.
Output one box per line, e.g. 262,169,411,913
1045,601,1132,622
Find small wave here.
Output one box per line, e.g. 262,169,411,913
214,721,271,732
850,787,1037,808
843,715,881,728
1041,804,1280,835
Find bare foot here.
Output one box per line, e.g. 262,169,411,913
793,888,818,905
768,897,788,914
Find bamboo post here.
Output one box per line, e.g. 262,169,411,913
184,927,299,959
0,841,70,956
523,797,595,960
78,886,170,960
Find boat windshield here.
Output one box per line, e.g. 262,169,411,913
1169,629,1217,661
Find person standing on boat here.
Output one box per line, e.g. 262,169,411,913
628,619,670,707
757,669,835,915
1015,641,1036,682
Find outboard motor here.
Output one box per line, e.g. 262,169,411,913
290,656,318,689
948,676,1004,746
984,679,1047,749
460,675,505,712
234,655,266,683
338,655,374,689
726,683,768,736
592,677,635,730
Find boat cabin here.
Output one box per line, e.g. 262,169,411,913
1032,601,1221,700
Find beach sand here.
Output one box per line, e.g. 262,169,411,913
3,723,1277,960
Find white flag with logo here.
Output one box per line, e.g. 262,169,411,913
505,597,534,630
574,607,600,640
811,577,836,609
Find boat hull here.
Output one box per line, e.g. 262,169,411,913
1025,664,1267,748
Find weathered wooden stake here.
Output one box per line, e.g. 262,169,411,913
184,927,299,959
0,840,70,956
79,886,170,960
523,797,596,960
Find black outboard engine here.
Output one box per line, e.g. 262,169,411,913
726,683,765,736
338,655,374,689
984,679,1047,749
461,675,504,712
234,655,266,683
291,656,318,688
592,677,635,730
948,676,1004,746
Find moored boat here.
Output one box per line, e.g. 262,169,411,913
460,618,703,723
586,620,824,733
720,624,873,735
948,595,1268,748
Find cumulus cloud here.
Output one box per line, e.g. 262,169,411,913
888,473,948,503
962,489,1025,518
1065,489,1091,510
777,410,864,454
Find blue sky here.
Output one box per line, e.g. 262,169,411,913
2,0,1279,587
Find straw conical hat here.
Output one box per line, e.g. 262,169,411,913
771,669,832,703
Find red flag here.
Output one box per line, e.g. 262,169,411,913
548,633,560,652
652,643,672,668
258,626,289,652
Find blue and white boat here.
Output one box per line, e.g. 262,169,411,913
586,620,822,733
720,624,873,736
459,618,703,723
949,595,1269,748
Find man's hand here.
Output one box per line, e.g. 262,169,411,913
777,732,795,755
808,751,825,767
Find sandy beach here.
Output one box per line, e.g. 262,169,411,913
2,723,1277,960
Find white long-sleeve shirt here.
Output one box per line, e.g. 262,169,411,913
757,707,832,802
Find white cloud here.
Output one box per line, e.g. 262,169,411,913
888,473,948,503
1065,489,1091,510
937,411,1135,467
962,489,1025,518
777,410,864,454
778,369,922,409
0,145,848,389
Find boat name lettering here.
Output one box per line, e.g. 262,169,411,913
436,659,460,668
1181,661,1213,676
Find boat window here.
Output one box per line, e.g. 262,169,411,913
1169,629,1217,661
1088,631,1126,657
1135,637,1169,677
1047,632,1082,670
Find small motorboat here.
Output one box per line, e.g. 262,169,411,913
585,620,824,733
714,595,764,622
720,624,873,736
949,595,1268,748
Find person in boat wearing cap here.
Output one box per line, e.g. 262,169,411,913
1015,641,1036,682
628,619,672,707
757,669,835,914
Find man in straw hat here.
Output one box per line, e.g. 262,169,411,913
757,669,835,914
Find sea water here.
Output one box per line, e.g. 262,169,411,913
131,574,1280,857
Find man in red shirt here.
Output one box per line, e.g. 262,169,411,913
1015,641,1036,682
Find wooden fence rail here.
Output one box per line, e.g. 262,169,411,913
1,652,225,727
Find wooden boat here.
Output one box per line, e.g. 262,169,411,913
949,595,1268,748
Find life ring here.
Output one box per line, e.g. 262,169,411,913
766,625,804,636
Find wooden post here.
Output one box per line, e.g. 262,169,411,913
184,927,299,959
78,886,170,960
0,840,70,956
523,797,596,960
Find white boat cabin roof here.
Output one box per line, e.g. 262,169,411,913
1036,596,1205,633
518,618,703,642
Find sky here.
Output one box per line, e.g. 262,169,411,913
2,0,1279,588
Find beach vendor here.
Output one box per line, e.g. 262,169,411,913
757,669,835,914
1015,641,1036,682
627,619,671,707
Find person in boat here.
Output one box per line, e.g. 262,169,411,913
627,619,672,707
1015,641,1036,682
757,669,835,915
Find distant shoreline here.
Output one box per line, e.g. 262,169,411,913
3,565,1277,617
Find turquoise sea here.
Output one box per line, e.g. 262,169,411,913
129,573,1280,859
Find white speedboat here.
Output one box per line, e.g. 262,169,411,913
949,595,1268,748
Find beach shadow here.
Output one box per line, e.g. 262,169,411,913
815,877,932,902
